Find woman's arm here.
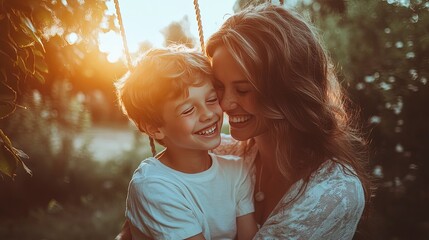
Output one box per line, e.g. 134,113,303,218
236,213,258,240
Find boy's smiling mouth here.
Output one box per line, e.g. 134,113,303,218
195,122,218,136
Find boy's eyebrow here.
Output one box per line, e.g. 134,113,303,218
174,88,217,111
175,99,192,111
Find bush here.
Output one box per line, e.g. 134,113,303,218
0,80,150,239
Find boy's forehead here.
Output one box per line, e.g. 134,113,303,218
185,74,214,90
170,78,214,99
192,72,214,83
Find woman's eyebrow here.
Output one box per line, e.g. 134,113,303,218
233,80,251,85
207,89,217,95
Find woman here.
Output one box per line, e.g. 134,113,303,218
117,3,370,239
206,3,370,239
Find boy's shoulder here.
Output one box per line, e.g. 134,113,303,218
128,157,183,195
130,157,170,183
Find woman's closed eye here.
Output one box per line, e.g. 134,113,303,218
236,88,250,95
207,97,218,103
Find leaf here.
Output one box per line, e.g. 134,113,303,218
0,130,32,178
0,50,15,67
0,130,19,178
0,101,16,119
33,71,45,84
32,3,54,28
9,24,35,48
12,146,32,176
17,55,28,74
20,159,32,176
0,39,18,62
0,143,17,178
34,54,48,73
26,47,35,74
21,14,36,32
0,82,17,102
0,82,17,119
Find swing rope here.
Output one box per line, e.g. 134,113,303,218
113,0,133,70
193,0,205,51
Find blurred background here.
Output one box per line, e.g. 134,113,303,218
0,0,428,239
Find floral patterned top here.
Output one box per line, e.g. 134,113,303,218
214,134,365,240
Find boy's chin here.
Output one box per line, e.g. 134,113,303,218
206,136,222,150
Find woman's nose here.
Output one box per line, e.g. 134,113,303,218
219,91,237,111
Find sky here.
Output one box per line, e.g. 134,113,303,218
98,0,237,62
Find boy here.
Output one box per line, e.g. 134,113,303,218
115,46,257,240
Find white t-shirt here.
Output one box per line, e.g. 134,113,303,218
125,152,254,240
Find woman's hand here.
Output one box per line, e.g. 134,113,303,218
115,220,132,240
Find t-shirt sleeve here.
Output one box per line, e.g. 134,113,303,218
253,175,365,240
126,177,202,240
235,160,255,217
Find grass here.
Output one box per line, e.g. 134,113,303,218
0,193,126,240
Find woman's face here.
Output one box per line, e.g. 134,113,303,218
211,46,268,141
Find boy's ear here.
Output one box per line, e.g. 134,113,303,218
146,124,165,140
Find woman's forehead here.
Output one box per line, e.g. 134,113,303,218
211,46,247,84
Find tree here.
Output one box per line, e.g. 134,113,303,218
0,0,111,178
161,16,196,48
303,0,429,238
0,0,48,178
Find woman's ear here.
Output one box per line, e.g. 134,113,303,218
146,124,165,140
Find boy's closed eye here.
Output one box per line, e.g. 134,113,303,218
181,106,195,116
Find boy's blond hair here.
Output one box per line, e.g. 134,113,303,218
116,46,213,151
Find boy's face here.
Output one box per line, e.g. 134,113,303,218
157,78,223,152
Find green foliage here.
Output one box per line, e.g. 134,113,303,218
0,0,115,178
161,16,196,48
0,195,125,240
1,81,94,212
233,0,268,12
0,0,49,118
0,129,31,179
0,80,150,239
305,0,429,238
0,0,49,178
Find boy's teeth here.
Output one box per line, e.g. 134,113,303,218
197,124,216,135
229,115,251,123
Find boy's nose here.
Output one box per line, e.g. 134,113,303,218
200,107,215,121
